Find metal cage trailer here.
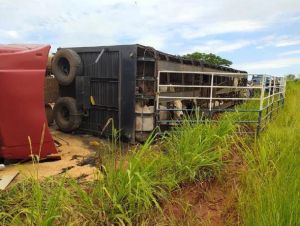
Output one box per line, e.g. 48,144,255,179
156,72,286,136
52,44,248,142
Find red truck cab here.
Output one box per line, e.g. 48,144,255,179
0,44,57,160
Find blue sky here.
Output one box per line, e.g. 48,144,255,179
0,0,300,75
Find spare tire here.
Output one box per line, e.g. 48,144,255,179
52,49,82,86
53,97,82,132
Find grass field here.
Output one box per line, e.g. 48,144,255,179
238,80,300,226
0,81,299,226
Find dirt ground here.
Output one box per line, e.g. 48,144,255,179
158,150,244,226
0,128,105,186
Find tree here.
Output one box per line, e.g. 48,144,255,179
182,52,232,66
286,74,296,80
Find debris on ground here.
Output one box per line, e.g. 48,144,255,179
0,129,105,186
0,171,19,190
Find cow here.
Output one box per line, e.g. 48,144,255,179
159,84,184,119
170,99,184,119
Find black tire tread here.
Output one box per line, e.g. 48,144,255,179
53,97,81,132
52,49,82,86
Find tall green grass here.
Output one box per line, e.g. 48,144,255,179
0,177,68,226
163,115,235,182
64,115,236,225
238,80,300,226
0,111,237,225
4,82,293,225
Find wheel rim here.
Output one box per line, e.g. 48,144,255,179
61,106,70,121
57,57,70,76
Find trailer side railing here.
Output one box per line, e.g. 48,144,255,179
156,71,286,136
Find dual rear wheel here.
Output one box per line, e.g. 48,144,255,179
52,49,83,132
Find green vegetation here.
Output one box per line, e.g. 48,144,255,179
0,82,298,225
182,52,232,66
285,74,296,80
238,81,300,226
0,115,236,225
163,116,235,182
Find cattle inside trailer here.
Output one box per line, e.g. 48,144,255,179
52,44,247,142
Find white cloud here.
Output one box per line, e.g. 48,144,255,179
279,49,300,56
257,35,300,49
0,29,19,39
0,0,300,52
182,20,265,39
234,57,300,72
186,40,253,54
276,38,300,47
184,35,300,55
135,35,167,50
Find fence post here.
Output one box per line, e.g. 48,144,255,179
257,75,265,136
209,73,214,119
156,71,161,126
269,77,276,120
282,77,287,108
256,111,262,136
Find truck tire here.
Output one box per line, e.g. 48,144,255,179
52,49,82,86
53,97,82,132
45,103,54,125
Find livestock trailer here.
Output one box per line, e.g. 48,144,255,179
52,44,247,142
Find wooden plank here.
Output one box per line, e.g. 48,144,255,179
0,171,19,190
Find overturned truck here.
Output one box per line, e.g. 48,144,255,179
52,44,247,142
